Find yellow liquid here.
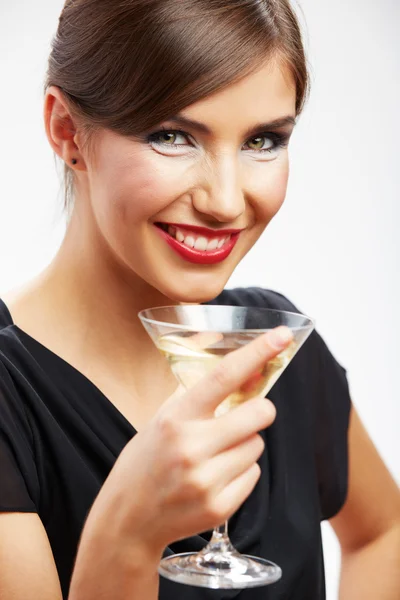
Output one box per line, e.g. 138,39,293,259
157,332,296,416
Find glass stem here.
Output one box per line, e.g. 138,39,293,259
214,521,229,539
205,521,236,553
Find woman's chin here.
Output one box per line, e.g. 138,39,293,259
160,280,227,306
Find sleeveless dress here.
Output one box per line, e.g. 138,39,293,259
0,288,351,599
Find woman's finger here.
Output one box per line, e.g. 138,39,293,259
172,326,292,420
185,396,275,460
190,434,265,498
209,464,262,527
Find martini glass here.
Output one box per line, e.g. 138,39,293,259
139,305,314,589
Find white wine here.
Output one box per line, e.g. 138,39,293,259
157,331,296,416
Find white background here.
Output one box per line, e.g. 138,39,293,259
0,1,399,598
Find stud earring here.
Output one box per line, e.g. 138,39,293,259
71,158,78,165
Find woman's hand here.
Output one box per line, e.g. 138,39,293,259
98,325,293,556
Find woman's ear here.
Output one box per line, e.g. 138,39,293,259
44,86,87,171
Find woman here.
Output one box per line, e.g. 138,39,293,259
0,1,399,599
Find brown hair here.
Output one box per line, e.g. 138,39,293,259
45,0,310,207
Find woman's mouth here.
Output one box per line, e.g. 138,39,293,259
154,223,242,265
158,223,232,251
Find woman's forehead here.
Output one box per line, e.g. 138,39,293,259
178,61,297,136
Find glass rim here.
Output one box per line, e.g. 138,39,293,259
138,304,315,334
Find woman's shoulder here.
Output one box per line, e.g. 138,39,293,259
0,298,29,376
0,298,23,382
0,326,36,471
0,298,43,426
0,301,41,514
0,297,13,330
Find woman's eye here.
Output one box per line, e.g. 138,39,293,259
148,130,189,147
244,135,275,152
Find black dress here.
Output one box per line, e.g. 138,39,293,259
0,288,351,600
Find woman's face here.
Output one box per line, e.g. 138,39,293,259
80,60,297,303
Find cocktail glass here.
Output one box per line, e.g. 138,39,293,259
139,304,314,589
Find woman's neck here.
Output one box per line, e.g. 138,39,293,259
5,210,181,393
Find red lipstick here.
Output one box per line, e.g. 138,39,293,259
154,224,241,265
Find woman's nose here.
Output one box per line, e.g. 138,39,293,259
192,155,246,223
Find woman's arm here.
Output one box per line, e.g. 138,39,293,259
0,513,63,599
330,407,400,599
0,511,161,600
69,486,162,600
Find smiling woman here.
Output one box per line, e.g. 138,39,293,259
0,1,399,600
41,0,305,302
52,58,297,302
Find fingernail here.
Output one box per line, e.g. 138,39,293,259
268,326,293,350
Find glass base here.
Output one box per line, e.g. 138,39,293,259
159,550,282,589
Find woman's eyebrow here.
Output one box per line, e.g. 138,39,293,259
166,114,297,137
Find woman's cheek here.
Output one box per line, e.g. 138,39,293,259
102,172,178,226
115,159,195,223
252,159,290,221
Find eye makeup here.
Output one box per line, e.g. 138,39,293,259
146,126,292,157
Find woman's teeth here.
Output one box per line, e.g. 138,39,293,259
167,226,231,251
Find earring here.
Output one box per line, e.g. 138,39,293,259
71,158,78,165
